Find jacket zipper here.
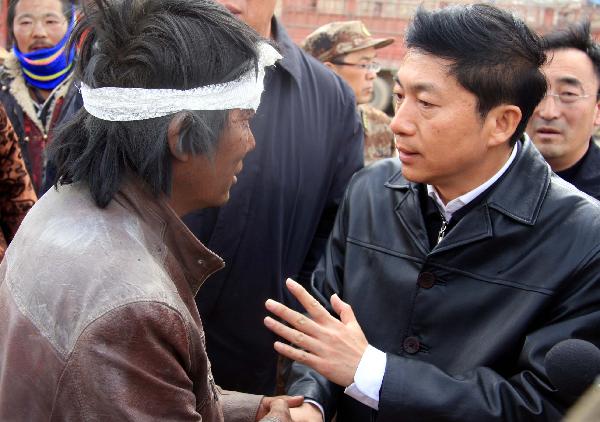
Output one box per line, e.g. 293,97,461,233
437,214,448,244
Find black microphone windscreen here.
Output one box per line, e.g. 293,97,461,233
544,339,600,398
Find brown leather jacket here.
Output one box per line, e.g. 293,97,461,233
0,180,262,420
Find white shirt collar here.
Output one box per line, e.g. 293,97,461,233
427,144,518,222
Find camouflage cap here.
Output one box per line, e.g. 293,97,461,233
301,20,394,63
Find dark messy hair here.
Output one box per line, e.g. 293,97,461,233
8,0,75,45
49,0,264,208
405,3,547,145
543,21,600,97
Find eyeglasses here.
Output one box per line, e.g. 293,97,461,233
542,91,591,105
330,60,381,73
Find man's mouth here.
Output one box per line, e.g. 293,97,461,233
536,126,562,135
396,145,417,155
29,43,53,52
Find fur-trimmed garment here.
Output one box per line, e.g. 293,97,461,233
0,104,36,260
0,52,79,194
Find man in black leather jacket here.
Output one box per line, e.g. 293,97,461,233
263,4,600,421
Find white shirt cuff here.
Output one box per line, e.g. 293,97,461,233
343,344,386,410
303,399,325,421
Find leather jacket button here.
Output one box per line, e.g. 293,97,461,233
403,336,420,354
417,272,436,289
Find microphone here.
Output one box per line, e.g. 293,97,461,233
544,339,600,398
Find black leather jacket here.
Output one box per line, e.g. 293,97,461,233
286,138,600,421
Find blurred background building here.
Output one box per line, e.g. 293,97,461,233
0,0,595,114
277,0,600,113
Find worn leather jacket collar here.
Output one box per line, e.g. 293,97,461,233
117,177,225,295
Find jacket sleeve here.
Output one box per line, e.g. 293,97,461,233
220,389,263,422
0,105,36,259
52,301,261,421
376,248,600,421
296,85,364,288
286,178,355,421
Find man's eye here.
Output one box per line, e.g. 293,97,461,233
418,99,434,109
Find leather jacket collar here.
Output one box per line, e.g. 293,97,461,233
116,178,225,295
385,136,550,227
383,137,551,256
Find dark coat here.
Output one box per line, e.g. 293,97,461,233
556,138,600,201
183,18,364,394
287,138,600,421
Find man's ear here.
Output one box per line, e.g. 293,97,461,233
486,105,522,147
323,61,336,71
593,98,600,126
167,113,190,163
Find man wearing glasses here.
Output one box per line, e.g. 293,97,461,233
302,21,396,164
527,21,600,200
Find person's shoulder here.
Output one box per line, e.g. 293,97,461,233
359,103,392,124
293,45,356,98
0,52,19,83
347,158,403,195
3,184,184,355
543,174,600,245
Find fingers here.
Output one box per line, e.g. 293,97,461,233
265,299,321,337
284,279,331,322
264,316,321,354
260,398,290,422
273,341,321,369
330,294,357,325
280,395,304,408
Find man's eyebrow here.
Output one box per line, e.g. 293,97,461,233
16,12,63,18
393,76,438,93
556,76,584,89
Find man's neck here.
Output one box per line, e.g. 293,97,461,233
433,145,515,205
261,18,273,39
28,86,52,103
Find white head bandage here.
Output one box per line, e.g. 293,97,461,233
81,42,282,121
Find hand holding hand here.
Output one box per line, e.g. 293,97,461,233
264,279,368,387
256,395,303,422
290,403,324,422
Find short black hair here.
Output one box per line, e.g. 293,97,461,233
543,21,600,95
50,0,264,208
8,0,75,44
405,3,547,145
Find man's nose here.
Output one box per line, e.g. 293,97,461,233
31,20,48,38
536,94,561,120
246,130,256,153
390,102,416,137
